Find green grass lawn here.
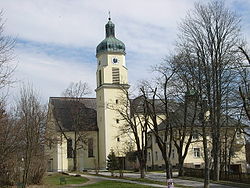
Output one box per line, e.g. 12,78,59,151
179,176,250,188
43,173,88,187
80,180,153,188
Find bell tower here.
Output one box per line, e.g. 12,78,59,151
96,17,129,169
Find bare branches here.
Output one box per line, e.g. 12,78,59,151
176,0,246,184
62,81,91,98
0,10,16,89
57,81,92,171
16,85,47,187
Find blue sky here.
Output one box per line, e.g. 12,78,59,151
1,0,250,103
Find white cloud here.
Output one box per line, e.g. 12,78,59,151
9,47,96,103
0,0,250,102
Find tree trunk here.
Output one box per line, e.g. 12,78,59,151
140,165,145,178
178,159,185,177
213,141,220,181
203,127,210,188
204,165,210,188
138,157,146,178
165,159,172,183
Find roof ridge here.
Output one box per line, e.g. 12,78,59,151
50,97,96,99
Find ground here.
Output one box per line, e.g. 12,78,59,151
24,171,249,188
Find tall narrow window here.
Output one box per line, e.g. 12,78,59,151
88,138,94,157
67,139,73,158
112,68,120,84
194,148,201,158
99,70,102,86
155,151,158,161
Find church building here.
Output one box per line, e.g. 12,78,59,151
46,18,247,173
46,18,131,171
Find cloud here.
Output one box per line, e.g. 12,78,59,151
0,0,250,102
9,42,96,102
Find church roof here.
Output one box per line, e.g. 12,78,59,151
49,97,98,132
96,18,125,56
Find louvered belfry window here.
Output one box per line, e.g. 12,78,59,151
112,68,120,84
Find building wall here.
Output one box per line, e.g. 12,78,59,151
46,108,99,172
96,52,130,169
147,129,247,172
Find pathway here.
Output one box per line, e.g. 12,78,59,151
94,171,240,188
66,173,166,187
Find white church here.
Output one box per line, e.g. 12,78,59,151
46,17,131,171
46,18,247,173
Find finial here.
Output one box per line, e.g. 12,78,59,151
108,11,111,21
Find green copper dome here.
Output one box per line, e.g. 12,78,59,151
96,18,125,56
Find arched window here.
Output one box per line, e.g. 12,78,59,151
67,139,73,158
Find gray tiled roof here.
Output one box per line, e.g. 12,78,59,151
49,97,98,132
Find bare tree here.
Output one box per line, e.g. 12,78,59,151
140,61,177,181
16,85,47,187
58,81,91,171
0,102,23,186
177,1,244,184
108,88,149,178
0,11,16,90
167,52,199,176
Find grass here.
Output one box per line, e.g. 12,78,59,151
43,173,88,187
79,180,156,188
179,176,250,188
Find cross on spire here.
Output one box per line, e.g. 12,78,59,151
108,11,111,21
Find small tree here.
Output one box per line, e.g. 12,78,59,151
107,150,118,176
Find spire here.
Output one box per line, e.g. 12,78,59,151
96,15,125,56
108,11,111,21
105,12,115,37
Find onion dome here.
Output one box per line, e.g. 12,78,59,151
96,18,125,56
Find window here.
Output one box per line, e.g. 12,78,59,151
88,138,94,157
194,148,201,158
155,151,158,161
148,152,151,161
98,60,101,65
112,68,120,84
117,137,120,142
116,119,119,124
116,99,119,104
99,70,102,86
172,149,175,159
195,164,201,169
67,139,73,158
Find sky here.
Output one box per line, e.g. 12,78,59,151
1,0,250,104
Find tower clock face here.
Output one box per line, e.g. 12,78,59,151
112,57,119,64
